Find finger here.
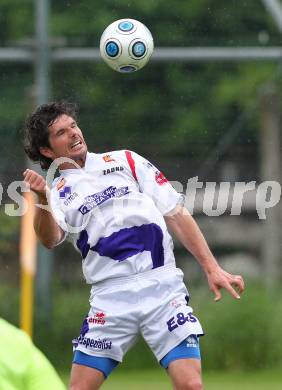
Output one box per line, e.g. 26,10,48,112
232,276,245,294
33,176,45,187
27,173,43,187
214,293,221,302
237,275,245,290
212,287,222,302
224,282,241,300
23,170,31,181
224,273,245,294
23,169,33,178
27,175,39,188
23,170,37,183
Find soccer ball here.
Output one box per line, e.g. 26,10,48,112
100,19,154,73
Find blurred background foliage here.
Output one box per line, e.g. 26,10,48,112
1,0,282,377
1,0,282,180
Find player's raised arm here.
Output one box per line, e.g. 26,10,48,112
23,168,65,249
164,205,245,301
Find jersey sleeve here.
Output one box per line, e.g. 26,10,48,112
125,150,184,215
0,319,66,390
26,343,66,390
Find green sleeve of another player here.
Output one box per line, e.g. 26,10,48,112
25,344,66,390
0,319,66,390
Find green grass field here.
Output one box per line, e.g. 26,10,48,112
61,369,282,389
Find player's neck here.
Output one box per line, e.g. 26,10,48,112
59,152,87,170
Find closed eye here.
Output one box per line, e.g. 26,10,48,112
56,129,65,136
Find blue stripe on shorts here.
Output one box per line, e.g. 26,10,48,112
73,351,119,378
160,335,201,369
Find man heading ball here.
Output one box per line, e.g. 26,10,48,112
23,101,244,390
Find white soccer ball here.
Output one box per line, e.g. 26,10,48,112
100,19,154,73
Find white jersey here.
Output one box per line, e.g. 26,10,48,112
50,150,183,284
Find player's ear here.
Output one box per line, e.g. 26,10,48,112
40,147,54,159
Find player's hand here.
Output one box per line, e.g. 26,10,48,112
206,266,245,301
23,169,50,201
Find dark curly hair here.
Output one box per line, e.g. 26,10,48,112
24,101,78,170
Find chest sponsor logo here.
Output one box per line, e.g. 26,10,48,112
64,191,78,206
78,186,130,215
59,185,72,199
103,166,124,175
88,312,106,325
102,154,115,163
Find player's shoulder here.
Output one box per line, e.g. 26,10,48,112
96,149,142,162
97,150,124,159
0,318,31,347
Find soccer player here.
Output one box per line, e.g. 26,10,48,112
0,318,66,390
23,102,244,390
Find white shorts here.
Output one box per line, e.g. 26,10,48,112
72,264,204,362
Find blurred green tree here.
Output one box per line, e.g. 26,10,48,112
0,0,280,168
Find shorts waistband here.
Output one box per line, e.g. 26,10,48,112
91,263,180,291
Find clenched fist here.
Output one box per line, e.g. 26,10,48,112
23,169,50,203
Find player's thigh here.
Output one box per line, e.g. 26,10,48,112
69,363,104,390
167,358,203,390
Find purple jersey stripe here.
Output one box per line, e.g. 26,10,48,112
91,223,164,269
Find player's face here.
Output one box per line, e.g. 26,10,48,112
40,114,88,168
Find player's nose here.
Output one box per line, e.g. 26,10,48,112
68,126,78,137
